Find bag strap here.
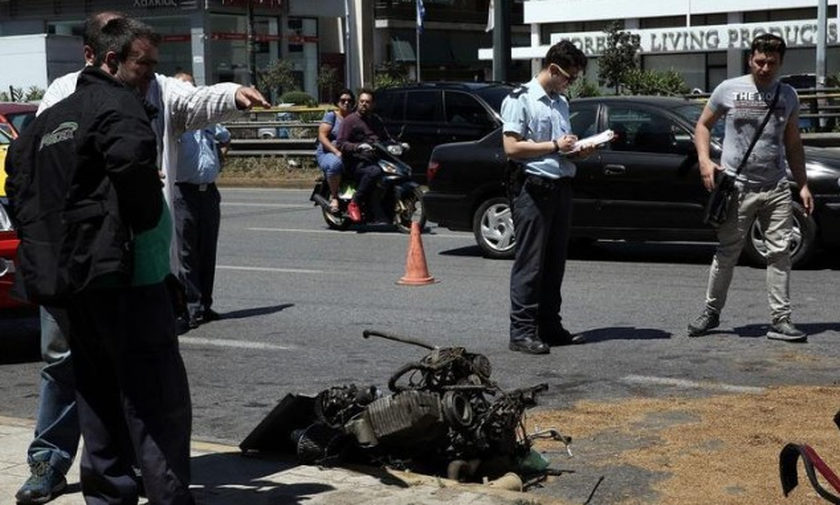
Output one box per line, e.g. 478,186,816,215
735,83,781,175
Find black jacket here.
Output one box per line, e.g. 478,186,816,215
5,67,162,301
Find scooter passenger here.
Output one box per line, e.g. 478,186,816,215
336,88,393,223
316,89,355,214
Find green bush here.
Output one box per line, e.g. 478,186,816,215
568,79,601,99
622,68,690,96
279,91,317,107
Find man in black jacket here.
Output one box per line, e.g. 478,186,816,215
6,18,194,505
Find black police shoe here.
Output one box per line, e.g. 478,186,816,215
509,337,550,355
541,326,586,346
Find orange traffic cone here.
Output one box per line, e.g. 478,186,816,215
397,222,437,286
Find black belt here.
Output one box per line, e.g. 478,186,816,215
525,174,570,190
176,182,215,192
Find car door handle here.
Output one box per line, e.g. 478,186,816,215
604,164,626,175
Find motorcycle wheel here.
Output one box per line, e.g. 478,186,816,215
322,207,352,230
394,187,426,234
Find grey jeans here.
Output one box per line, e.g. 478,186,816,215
704,179,793,323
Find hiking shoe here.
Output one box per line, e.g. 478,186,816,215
767,318,807,342
15,461,67,504
687,310,719,337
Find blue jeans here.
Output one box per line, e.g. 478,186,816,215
27,306,80,475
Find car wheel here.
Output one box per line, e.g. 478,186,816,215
322,208,351,230
473,197,515,259
395,187,427,234
742,201,816,268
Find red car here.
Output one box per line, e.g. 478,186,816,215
0,102,37,139
1,129,28,309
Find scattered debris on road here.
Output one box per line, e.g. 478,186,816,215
241,329,573,491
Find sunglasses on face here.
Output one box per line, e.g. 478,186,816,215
339,98,354,104
551,63,579,83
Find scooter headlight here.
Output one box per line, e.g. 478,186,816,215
379,160,399,174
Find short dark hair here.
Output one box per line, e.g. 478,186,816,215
83,11,126,47
92,17,160,66
358,87,375,100
543,39,587,73
334,88,355,105
751,33,786,59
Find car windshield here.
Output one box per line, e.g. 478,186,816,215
672,103,725,142
0,129,10,145
8,111,35,135
474,86,513,113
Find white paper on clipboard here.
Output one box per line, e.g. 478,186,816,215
571,129,615,152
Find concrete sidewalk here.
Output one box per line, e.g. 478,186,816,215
0,416,571,505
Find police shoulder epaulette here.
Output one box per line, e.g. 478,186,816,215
509,85,528,98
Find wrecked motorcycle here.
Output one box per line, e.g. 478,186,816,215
241,330,571,486
309,142,426,233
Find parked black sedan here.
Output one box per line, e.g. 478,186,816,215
423,96,840,266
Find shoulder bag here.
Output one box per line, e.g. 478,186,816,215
703,83,781,227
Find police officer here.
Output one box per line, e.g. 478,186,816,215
502,40,594,355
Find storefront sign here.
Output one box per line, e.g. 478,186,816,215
550,19,840,56
133,0,179,7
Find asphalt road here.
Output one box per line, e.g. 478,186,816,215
2,187,838,503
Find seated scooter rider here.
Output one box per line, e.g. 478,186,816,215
316,88,355,214
336,88,393,223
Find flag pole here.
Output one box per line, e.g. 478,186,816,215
416,26,421,82
416,0,422,82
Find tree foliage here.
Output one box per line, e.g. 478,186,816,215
0,85,44,102
317,64,341,103
373,60,410,89
568,79,601,99
598,21,640,94
258,59,298,102
622,68,690,96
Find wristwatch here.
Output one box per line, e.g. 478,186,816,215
552,139,560,153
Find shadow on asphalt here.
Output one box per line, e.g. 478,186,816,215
191,452,334,504
579,326,672,343
218,304,294,321
437,240,840,270
728,321,840,339
0,312,40,364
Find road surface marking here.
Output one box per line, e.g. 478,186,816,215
216,265,325,274
247,227,467,239
621,375,765,394
222,202,310,208
179,336,292,351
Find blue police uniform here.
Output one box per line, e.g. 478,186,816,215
174,124,230,324
501,77,576,348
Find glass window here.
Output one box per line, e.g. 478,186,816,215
639,15,684,29
8,112,34,135
690,13,727,26
376,91,405,121
606,106,681,153
643,53,705,92
404,90,443,122
444,91,492,127
569,104,598,138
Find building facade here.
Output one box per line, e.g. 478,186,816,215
0,0,530,101
479,0,840,92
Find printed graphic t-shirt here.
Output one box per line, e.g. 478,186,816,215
707,74,798,187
